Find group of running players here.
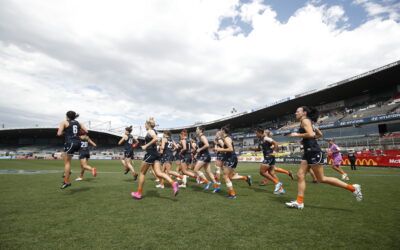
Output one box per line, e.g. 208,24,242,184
57,106,363,209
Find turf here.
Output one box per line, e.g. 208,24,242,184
0,159,399,250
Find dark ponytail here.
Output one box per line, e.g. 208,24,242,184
221,124,231,135
66,111,79,120
125,126,133,133
255,127,264,134
301,106,319,122
197,126,205,132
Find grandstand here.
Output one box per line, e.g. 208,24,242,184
162,61,400,166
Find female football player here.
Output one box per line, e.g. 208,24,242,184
75,132,97,181
178,130,197,188
118,126,139,180
214,125,238,198
193,127,220,192
131,118,179,199
157,131,186,188
249,128,285,194
328,140,349,180
57,111,88,189
286,106,362,209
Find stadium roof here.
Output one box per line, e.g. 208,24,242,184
163,60,400,133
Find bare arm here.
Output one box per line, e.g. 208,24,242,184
196,135,209,153
289,119,315,138
88,137,97,147
141,130,158,150
313,126,323,138
80,123,88,134
216,137,233,152
180,139,187,156
118,135,127,145
57,121,67,136
160,138,166,154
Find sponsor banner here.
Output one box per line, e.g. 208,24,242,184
328,156,400,167
0,156,12,159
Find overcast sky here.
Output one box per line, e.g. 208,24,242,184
0,0,399,133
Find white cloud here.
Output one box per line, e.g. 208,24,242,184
0,0,399,132
353,0,400,21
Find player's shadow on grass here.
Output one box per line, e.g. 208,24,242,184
304,205,353,212
145,190,178,202
251,187,272,193
83,178,96,182
66,187,93,194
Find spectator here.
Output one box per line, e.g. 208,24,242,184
348,150,357,170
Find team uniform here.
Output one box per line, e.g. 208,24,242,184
79,140,90,159
222,136,238,168
143,130,161,164
258,136,276,166
174,142,183,162
124,134,135,159
299,124,324,165
161,137,174,164
64,120,81,155
182,139,192,164
215,138,224,162
196,137,211,163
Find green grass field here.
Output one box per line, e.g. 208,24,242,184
0,159,399,250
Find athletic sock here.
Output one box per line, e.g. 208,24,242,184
178,175,184,179
161,180,165,186
263,179,269,184
203,179,210,184
214,183,219,188
345,184,355,192
241,176,248,181
125,165,128,169
137,188,143,194
297,196,304,204
272,178,279,185
64,178,70,183
339,169,345,175
169,181,174,186
275,168,289,175
229,189,236,196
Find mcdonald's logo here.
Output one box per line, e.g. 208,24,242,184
342,159,350,165
355,158,377,166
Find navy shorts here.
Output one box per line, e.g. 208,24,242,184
64,141,81,155
302,151,324,165
79,152,90,160
181,155,192,164
197,154,211,163
216,153,224,162
143,152,161,164
124,150,134,159
174,154,182,162
161,154,174,164
223,157,238,168
262,156,275,166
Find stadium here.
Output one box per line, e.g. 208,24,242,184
2,61,399,166
1,1,400,249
